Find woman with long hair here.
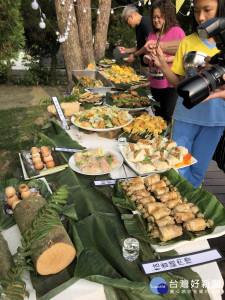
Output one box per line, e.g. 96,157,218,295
144,0,185,122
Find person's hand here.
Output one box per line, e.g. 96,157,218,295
144,40,157,54
203,74,225,102
118,46,127,54
126,54,135,63
143,55,151,64
204,56,213,69
149,45,166,68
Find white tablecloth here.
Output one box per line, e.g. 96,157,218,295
2,125,224,300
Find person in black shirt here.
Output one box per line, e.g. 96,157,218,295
118,5,151,78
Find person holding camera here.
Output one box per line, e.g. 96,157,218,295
204,80,225,101
146,0,225,189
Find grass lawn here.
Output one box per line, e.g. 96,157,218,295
0,105,49,185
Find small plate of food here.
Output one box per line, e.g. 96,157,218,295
71,106,133,132
68,148,123,175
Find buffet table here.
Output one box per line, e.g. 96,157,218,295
1,118,225,300
3,102,224,300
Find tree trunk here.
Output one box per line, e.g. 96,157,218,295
50,39,58,86
0,232,14,281
76,0,95,67
14,196,76,276
54,0,84,83
94,0,111,61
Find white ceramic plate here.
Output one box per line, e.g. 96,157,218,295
68,149,123,175
119,145,198,176
71,114,133,132
150,225,225,253
104,101,149,112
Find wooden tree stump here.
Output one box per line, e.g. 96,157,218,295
13,196,76,275
0,232,14,281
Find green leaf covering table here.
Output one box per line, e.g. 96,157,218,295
1,118,224,300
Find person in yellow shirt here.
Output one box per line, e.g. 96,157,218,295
147,0,225,189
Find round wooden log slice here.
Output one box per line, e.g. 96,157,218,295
0,232,14,281
13,196,76,275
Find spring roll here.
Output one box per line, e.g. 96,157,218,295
165,198,182,209
127,176,144,186
183,218,207,231
159,224,183,242
191,205,199,215
130,189,150,201
173,203,193,213
156,216,175,227
153,186,169,197
174,212,195,223
149,228,160,238
144,174,161,187
146,202,165,214
126,183,145,196
149,180,167,191
151,207,171,220
158,191,178,203
138,196,155,205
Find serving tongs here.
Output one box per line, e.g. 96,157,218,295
52,147,83,153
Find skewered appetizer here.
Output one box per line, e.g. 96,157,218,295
120,174,214,242
122,136,191,173
109,90,152,108
74,148,120,174
122,114,167,140
73,106,131,130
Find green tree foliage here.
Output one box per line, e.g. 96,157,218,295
0,0,25,82
108,0,151,48
0,0,24,61
21,0,60,85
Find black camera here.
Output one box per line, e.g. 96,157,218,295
177,18,225,109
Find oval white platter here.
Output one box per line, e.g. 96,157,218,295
68,149,123,176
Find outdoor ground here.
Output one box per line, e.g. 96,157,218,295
0,84,66,109
0,84,67,183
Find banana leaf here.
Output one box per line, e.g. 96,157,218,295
0,178,51,230
104,88,159,109
3,120,210,300
113,168,225,247
29,167,209,300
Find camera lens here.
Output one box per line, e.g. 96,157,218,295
177,75,211,109
177,64,225,109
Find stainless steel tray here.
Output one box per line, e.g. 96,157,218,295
70,70,115,95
